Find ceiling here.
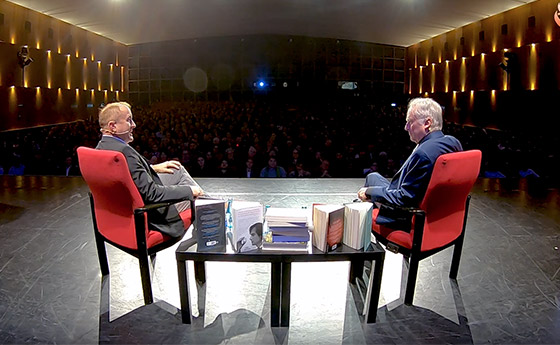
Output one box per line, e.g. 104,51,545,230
7,0,537,47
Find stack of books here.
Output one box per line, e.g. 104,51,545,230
263,208,310,251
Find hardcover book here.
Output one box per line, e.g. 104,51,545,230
312,204,344,252
343,202,373,250
195,199,226,252
231,201,264,253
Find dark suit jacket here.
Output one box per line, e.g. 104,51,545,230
366,130,463,226
96,136,193,237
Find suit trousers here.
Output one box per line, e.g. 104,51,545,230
157,166,200,213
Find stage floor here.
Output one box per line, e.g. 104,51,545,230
0,176,559,344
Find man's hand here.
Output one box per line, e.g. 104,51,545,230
190,186,204,198
151,160,182,174
357,187,369,201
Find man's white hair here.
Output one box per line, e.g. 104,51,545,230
407,98,443,131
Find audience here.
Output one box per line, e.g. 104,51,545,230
0,99,556,190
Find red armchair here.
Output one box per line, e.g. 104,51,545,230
77,146,193,305
372,150,481,305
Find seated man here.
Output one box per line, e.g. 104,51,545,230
96,102,204,238
357,97,462,229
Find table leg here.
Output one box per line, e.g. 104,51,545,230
194,261,206,284
366,255,384,323
177,259,191,324
271,262,281,327
349,259,364,283
281,262,291,327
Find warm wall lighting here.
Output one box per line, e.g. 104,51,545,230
529,43,537,91
47,50,52,89
444,60,449,93
431,63,435,93
11,36,15,44
120,66,125,92
83,58,88,90
57,46,61,54
36,42,40,49
36,87,42,108
109,64,114,91
66,55,71,89
76,50,80,58
419,66,423,94
115,90,119,100
460,57,466,92
91,53,95,62
97,61,102,91
9,85,17,114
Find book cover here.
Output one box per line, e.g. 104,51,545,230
195,199,226,252
343,202,373,250
272,234,309,242
312,204,344,252
263,222,309,252
231,201,264,253
268,227,309,238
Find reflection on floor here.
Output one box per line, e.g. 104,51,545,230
0,176,559,344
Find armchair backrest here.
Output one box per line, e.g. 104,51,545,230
77,146,147,250
417,150,481,252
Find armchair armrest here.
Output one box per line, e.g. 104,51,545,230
134,196,192,214
375,201,425,216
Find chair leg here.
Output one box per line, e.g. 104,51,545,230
450,235,465,279
94,233,110,276
405,254,419,305
138,252,154,305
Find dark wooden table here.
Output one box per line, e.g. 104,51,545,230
176,238,385,327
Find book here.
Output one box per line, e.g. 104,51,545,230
265,207,308,226
263,225,310,252
312,204,344,252
343,202,373,250
261,240,310,252
194,199,226,252
231,201,264,253
272,234,309,242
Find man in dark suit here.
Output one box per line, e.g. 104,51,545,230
96,102,204,238
357,97,462,229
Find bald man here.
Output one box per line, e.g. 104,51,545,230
96,101,204,238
